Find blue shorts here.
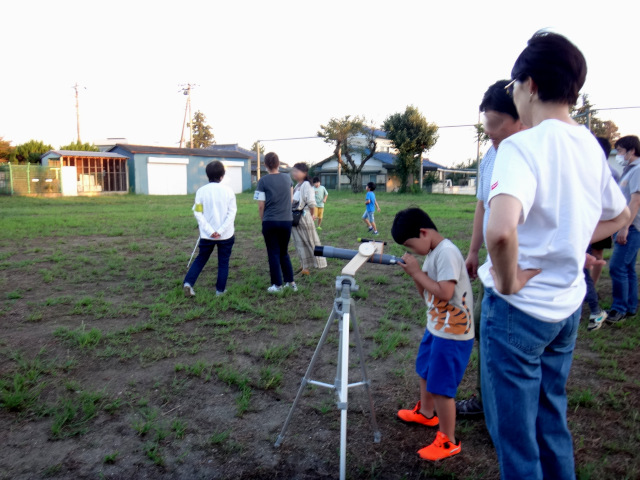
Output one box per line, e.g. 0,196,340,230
415,329,474,398
362,211,375,223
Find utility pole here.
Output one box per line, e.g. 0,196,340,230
256,142,261,182
179,84,196,148
73,83,83,143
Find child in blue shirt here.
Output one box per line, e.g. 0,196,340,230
362,182,381,235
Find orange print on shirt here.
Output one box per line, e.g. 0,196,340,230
427,292,472,335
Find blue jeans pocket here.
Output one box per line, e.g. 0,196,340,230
506,303,562,355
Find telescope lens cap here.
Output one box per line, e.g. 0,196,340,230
359,243,376,257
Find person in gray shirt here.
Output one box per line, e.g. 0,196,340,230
254,152,297,293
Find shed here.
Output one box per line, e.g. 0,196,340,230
41,150,129,194
108,144,251,195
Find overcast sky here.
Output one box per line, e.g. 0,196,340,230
2,0,639,167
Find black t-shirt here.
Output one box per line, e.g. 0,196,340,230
255,173,293,222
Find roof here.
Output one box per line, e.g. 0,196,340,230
363,126,387,138
110,144,251,160
42,150,127,159
209,143,257,160
315,151,444,171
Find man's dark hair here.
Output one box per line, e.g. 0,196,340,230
614,135,640,156
392,208,438,245
367,182,376,191
596,136,612,158
206,161,225,182
264,152,280,171
312,176,320,183
511,31,587,105
480,80,519,120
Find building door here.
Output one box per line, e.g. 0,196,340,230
220,161,245,194
147,157,188,195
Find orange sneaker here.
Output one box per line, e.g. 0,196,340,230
418,431,461,461
397,401,439,427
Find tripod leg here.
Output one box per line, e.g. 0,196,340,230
274,308,337,447
338,299,350,480
350,303,382,443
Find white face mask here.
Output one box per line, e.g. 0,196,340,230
616,154,627,166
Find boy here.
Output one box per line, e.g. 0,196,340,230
312,176,328,230
392,207,474,461
183,161,237,297
362,182,381,235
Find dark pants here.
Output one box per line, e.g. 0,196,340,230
184,236,235,292
262,221,294,287
583,268,599,314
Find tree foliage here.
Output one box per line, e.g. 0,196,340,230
0,137,14,162
383,106,438,192
190,111,215,148
59,141,99,151
317,115,377,193
251,141,265,155
14,139,53,164
571,94,620,144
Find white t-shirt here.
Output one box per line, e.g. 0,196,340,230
193,182,237,240
423,239,475,341
478,120,627,322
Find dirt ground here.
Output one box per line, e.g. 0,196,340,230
1,199,639,480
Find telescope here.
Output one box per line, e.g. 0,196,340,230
314,245,404,265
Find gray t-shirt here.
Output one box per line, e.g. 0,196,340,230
254,173,293,222
422,239,475,341
619,161,640,230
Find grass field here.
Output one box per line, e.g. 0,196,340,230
0,191,639,479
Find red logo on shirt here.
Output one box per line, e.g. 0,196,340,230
491,181,499,190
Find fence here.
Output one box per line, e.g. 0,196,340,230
0,164,61,195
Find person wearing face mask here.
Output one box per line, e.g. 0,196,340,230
606,135,640,323
456,80,524,419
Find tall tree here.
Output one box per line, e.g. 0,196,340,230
190,111,215,148
317,115,377,193
383,106,438,192
59,141,100,151
0,137,14,162
14,139,53,164
571,94,620,144
251,141,265,155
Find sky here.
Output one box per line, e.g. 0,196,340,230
2,0,639,167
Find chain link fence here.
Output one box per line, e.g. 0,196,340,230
0,164,62,195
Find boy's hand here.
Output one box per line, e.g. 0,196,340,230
400,253,421,276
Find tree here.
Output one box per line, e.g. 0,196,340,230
571,94,620,144
251,141,265,155
14,139,53,164
383,106,439,192
317,115,377,193
189,111,215,148
0,137,14,162
59,141,99,151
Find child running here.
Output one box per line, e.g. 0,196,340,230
392,207,474,461
362,182,381,235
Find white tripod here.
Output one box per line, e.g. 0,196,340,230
274,242,383,480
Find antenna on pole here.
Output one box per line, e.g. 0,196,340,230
179,84,197,148
72,83,85,143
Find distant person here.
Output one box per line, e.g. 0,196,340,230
254,152,298,293
479,32,628,479
291,163,327,275
362,182,381,235
459,79,523,418
392,208,474,461
606,135,640,323
183,161,237,298
312,176,328,230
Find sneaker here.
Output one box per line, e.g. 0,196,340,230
183,283,195,298
397,401,439,427
317,226,323,231
455,395,483,417
588,310,607,331
284,282,298,292
216,290,225,296
605,310,626,324
299,269,310,276
373,230,379,235
267,285,283,293
368,227,373,232
417,431,461,461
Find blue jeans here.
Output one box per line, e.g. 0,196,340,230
262,221,294,286
184,236,235,292
583,268,599,314
480,288,580,480
609,226,640,315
